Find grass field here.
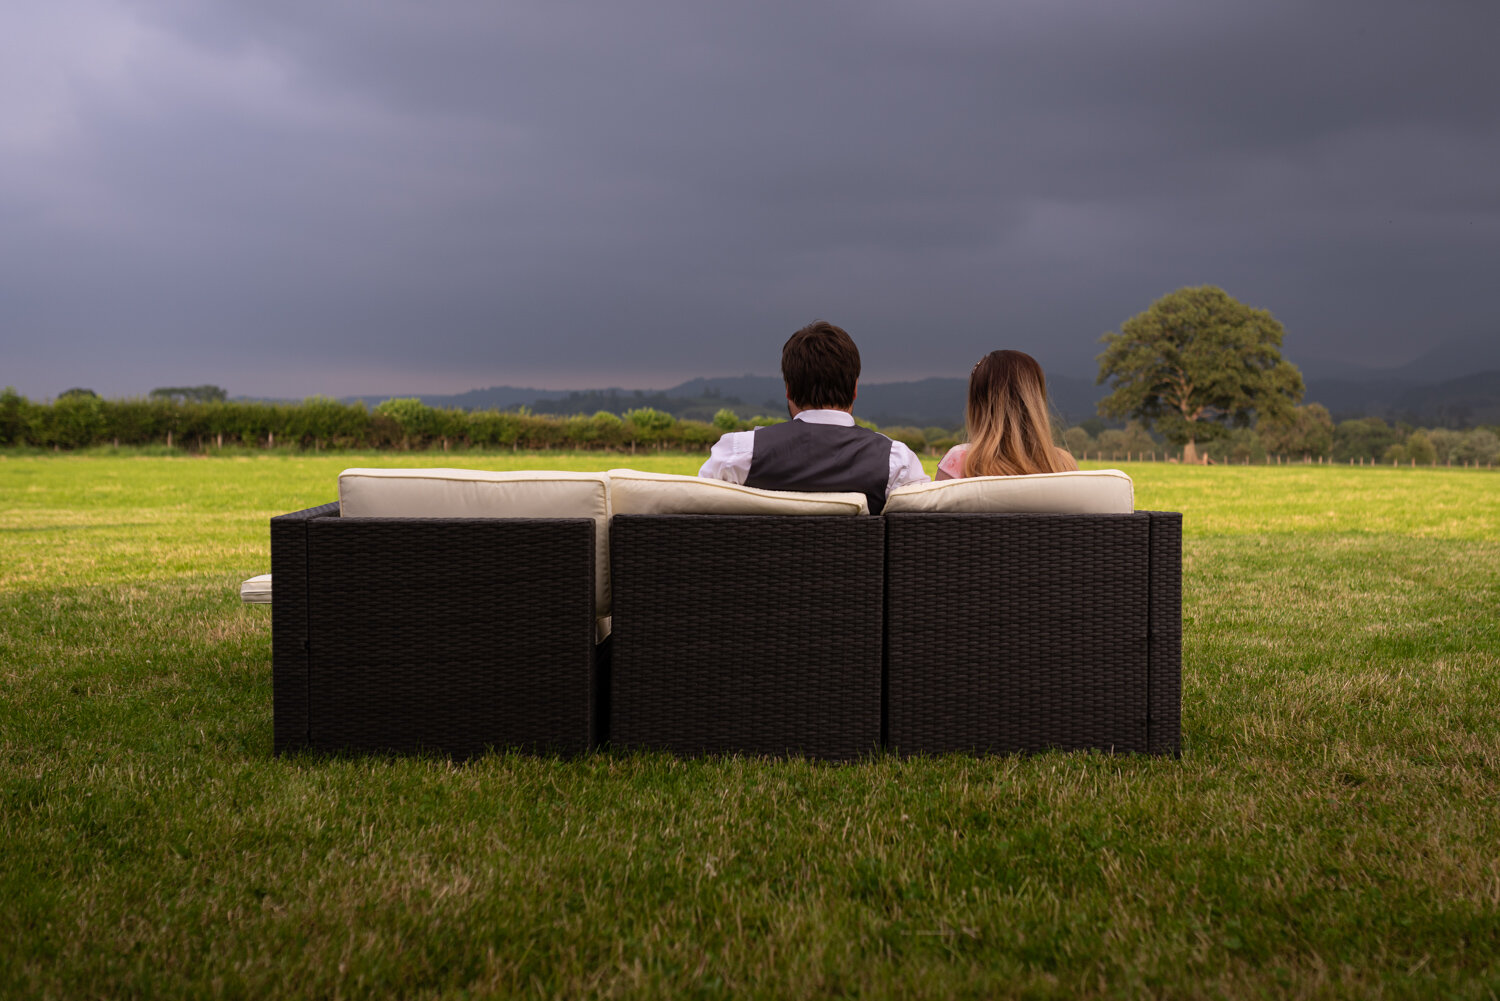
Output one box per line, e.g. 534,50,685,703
3,452,1498,999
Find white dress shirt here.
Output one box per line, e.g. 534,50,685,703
698,409,930,493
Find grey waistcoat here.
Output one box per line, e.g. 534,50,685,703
744,419,895,514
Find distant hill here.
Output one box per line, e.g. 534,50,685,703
325,333,1500,429
1304,370,1500,427
526,387,753,423
1295,332,1500,384
664,373,1104,428
1393,370,1500,426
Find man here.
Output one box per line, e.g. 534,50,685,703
698,320,929,513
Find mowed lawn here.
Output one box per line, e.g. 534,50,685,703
2,452,1498,1000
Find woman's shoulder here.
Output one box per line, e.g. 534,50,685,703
937,443,968,478
1052,445,1080,471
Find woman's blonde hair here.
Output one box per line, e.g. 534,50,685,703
963,349,1068,477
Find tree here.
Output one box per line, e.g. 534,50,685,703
1063,425,1092,457
623,407,675,448
1095,421,1157,459
1455,429,1499,466
0,387,31,445
1096,286,1304,463
1258,403,1334,459
48,391,106,447
374,397,438,448
150,385,227,404
1332,417,1399,462
1402,430,1437,465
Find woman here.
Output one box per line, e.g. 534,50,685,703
936,349,1079,480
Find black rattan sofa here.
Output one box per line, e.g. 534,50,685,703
270,504,1180,759
271,503,603,757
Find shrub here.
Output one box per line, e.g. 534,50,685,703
1333,418,1400,462
881,426,927,453
374,398,438,448
0,387,31,445
1063,426,1093,458
1454,428,1499,466
45,392,107,448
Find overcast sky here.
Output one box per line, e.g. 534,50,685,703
3,0,1497,399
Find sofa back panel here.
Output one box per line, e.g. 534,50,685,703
338,468,611,612
305,517,596,756
608,468,868,516
884,469,1133,515
609,514,884,759
885,512,1151,754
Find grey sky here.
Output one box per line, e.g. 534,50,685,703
3,0,1497,399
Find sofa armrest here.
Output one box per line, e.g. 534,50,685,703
270,501,340,753
1145,511,1183,756
885,511,1181,755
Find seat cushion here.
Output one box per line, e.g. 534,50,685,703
884,469,1134,514
608,468,869,515
240,573,272,604
338,468,612,612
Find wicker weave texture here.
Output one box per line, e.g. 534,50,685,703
270,502,339,753
275,512,597,757
1147,512,1183,755
610,515,885,760
886,512,1168,755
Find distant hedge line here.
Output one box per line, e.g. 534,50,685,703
3,388,1496,465
0,390,782,452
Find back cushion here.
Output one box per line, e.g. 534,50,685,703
338,468,612,612
883,469,1134,514
608,469,869,516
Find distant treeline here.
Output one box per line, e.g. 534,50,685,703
3,389,1496,465
0,389,783,452
1063,406,1500,466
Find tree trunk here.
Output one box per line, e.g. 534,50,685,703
1183,440,1200,465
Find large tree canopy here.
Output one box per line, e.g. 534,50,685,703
1096,286,1303,460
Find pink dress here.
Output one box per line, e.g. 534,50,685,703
937,444,970,479
938,443,1079,477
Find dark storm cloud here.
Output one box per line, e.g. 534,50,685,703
3,0,1497,397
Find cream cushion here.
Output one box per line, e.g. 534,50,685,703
338,468,613,612
884,469,1134,514
607,468,869,516
240,573,272,604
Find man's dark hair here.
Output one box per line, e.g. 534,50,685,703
781,320,860,410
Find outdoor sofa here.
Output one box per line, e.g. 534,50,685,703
266,467,1180,760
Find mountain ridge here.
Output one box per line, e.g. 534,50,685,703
239,335,1499,428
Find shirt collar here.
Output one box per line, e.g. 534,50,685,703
792,409,856,426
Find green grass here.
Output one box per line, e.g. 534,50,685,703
2,452,1498,999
